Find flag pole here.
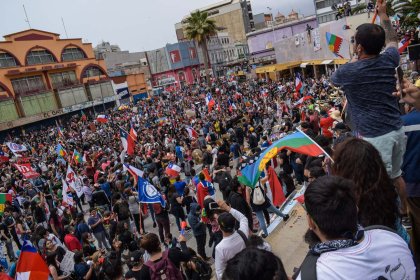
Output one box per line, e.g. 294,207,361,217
296,128,334,163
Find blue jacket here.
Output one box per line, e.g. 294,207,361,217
188,203,206,236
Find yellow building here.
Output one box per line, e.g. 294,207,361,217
0,29,116,131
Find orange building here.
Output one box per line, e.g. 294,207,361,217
0,29,117,131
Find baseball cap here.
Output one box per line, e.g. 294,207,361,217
218,212,236,233
129,249,145,263
333,122,348,131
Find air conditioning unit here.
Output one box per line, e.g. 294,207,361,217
140,58,148,66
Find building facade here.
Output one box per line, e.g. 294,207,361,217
103,51,152,100
315,0,365,24
247,15,317,65
94,41,121,59
207,33,249,76
0,29,115,131
176,0,254,44
147,41,202,89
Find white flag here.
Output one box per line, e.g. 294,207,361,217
66,165,84,198
62,179,74,206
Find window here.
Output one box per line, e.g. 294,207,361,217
50,71,77,88
26,49,56,65
0,52,17,68
11,75,45,95
62,47,86,61
82,66,105,78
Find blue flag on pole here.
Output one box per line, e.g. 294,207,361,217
137,176,166,207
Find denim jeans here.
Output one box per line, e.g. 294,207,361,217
3,240,16,261
93,231,110,250
255,204,286,235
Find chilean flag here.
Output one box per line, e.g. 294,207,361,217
120,127,134,156
16,240,49,280
124,163,144,185
205,93,215,112
295,73,303,94
228,99,237,112
165,162,181,178
128,126,137,155
185,126,199,139
96,114,109,123
398,37,410,54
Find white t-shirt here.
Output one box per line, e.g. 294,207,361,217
215,208,249,280
297,229,415,280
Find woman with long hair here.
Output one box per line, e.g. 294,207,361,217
332,138,409,242
46,251,69,280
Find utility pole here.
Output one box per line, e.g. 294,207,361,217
61,17,69,38
23,4,31,28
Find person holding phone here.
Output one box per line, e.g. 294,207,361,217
331,0,408,222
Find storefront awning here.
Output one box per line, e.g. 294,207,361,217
255,65,276,74
300,62,309,68
334,58,349,65
321,59,333,65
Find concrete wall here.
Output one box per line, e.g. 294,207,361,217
147,47,171,74
274,14,371,63
247,18,317,54
165,41,200,69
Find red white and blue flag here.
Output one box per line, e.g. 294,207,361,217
295,73,303,94
124,163,144,186
185,126,199,139
165,162,181,178
398,37,410,54
16,240,49,280
96,114,109,123
205,93,215,111
228,99,237,112
120,127,135,156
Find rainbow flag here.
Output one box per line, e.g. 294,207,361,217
55,144,67,157
326,32,344,58
73,149,83,164
0,193,12,215
16,240,50,280
238,131,328,187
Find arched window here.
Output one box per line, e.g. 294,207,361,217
62,47,86,61
27,49,56,65
82,65,105,78
0,52,18,68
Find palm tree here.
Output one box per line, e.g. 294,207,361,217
185,10,217,85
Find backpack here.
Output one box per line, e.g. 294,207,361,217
189,256,212,280
152,203,163,215
297,225,397,280
252,185,265,205
116,201,130,220
145,250,184,280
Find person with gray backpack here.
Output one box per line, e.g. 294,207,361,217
295,176,415,280
250,180,289,238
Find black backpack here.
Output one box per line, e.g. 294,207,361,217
190,256,212,280
116,201,130,221
296,225,397,280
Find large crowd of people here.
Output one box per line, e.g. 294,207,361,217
0,1,419,279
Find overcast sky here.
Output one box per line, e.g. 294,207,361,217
0,0,315,52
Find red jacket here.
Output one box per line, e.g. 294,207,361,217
64,234,82,252
320,116,334,139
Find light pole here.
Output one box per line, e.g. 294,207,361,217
267,7,276,47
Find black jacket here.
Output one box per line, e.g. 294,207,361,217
228,191,253,230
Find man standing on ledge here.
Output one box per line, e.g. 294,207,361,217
331,0,408,223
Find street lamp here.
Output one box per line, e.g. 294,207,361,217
266,7,277,51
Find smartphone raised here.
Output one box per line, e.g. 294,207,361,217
208,201,220,210
395,65,405,98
